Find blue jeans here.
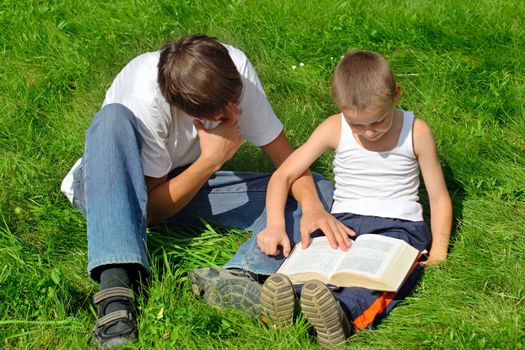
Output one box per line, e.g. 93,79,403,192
72,103,334,279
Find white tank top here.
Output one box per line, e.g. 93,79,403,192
331,111,423,221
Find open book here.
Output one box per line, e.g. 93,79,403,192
276,234,421,292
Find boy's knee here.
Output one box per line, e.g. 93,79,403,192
87,104,138,139
98,103,136,126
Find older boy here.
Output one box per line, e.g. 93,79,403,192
61,35,349,347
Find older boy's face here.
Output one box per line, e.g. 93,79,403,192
203,102,242,123
218,103,242,123
342,101,396,142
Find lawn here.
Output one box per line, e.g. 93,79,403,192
1,0,524,349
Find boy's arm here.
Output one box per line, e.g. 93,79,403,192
413,118,453,264
145,118,243,225
258,115,355,256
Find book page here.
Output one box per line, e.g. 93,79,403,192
277,236,345,277
335,234,401,278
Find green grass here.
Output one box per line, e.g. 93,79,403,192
1,0,524,348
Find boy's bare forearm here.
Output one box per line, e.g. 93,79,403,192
289,171,325,211
428,196,453,260
265,171,294,228
146,157,217,225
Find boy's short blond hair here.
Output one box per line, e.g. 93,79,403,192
331,50,396,111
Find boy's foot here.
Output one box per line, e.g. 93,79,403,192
300,280,353,348
260,273,296,328
188,267,262,316
92,287,138,348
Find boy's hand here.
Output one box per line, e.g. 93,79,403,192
300,207,356,251
420,251,447,266
257,225,291,257
194,118,243,171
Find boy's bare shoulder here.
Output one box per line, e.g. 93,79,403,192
305,114,343,149
320,113,342,128
310,114,341,133
312,114,343,149
412,117,437,156
413,117,433,138
315,114,343,136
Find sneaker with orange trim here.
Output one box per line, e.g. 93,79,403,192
300,280,353,348
260,273,296,328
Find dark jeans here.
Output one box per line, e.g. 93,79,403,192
294,213,431,330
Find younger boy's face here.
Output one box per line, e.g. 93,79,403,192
343,100,396,142
342,86,400,142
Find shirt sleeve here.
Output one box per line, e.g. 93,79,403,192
232,49,283,147
119,97,173,178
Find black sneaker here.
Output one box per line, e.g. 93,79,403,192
260,273,296,328
300,280,353,348
188,267,262,316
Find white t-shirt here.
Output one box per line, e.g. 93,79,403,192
61,44,283,203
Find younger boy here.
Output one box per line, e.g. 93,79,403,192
256,50,452,348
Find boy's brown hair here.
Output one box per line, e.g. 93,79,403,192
158,34,243,119
331,50,396,111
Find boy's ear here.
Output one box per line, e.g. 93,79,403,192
393,85,401,103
